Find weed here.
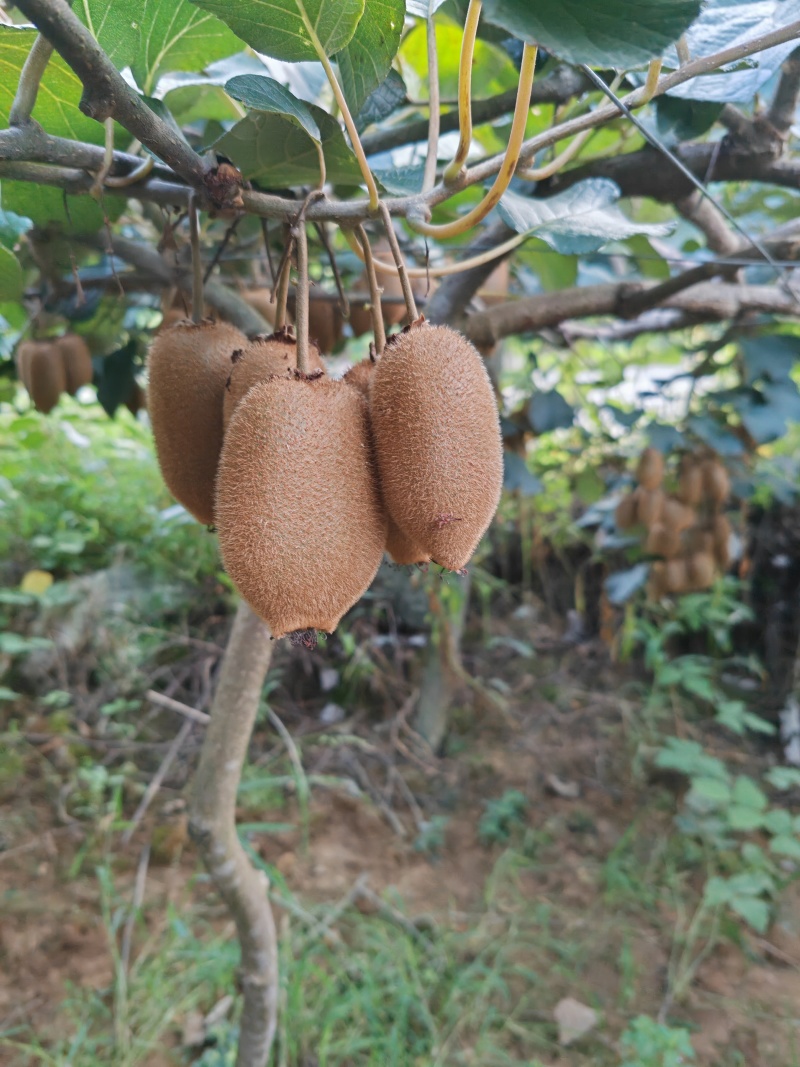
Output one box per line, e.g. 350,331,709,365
478,789,528,845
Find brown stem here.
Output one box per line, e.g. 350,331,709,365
378,202,417,322
356,225,386,355
294,220,310,373
273,237,294,331
9,33,54,125
768,45,800,136
188,601,277,1067
314,221,349,318
188,193,203,324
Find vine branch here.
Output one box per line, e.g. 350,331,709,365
9,32,53,125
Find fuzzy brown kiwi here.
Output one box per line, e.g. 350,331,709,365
701,458,730,507
646,522,681,558
712,514,731,569
615,492,639,529
369,322,503,571
477,259,510,307
678,455,703,506
56,333,93,395
243,288,279,328
215,376,387,636
688,551,716,590
222,334,325,429
147,319,248,525
16,340,38,392
664,557,690,594
635,487,665,528
343,357,431,565
636,447,664,490
287,295,343,354
648,561,668,600
28,342,66,414
661,497,695,535
125,381,147,416
348,297,374,338
685,525,714,556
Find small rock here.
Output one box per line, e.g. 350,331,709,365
320,701,345,725
554,996,598,1046
546,774,580,799
319,668,339,692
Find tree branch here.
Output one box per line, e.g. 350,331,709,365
188,602,278,1067
13,0,210,194
676,191,740,256
769,44,800,136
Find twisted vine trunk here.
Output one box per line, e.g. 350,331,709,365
188,601,278,1067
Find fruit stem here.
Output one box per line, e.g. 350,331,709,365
10,32,53,126
422,11,441,193
442,0,481,184
378,201,418,322
641,58,663,104
314,221,349,318
312,44,380,212
408,43,537,239
355,225,386,355
345,225,525,279
294,221,310,373
273,231,295,330
188,192,203,324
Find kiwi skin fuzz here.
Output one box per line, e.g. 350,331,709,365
147,318,248,526
216,376,387,637
369,323,503,571
28,342,66,414
343,357,432,566
57,334,93,395
223,334,325,429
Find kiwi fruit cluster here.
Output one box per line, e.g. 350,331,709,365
16,333,93,413
147,309,503,639
615,446,731,598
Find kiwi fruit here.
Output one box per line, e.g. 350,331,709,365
645,521,681,558
636,447,664,490
678,456,703,506
649,561,668,600
477,259,510,307
16,340,38,392
688,551,715,590
664,557,690,595
348,298,374,338
125,381,147,416
287,295,343,354
712,514,732,569
215,376,387,636
28,342,66,414
661,497,695,534
342,357,375,395
57,333,93,395
701,458,730,507
222,334,325,430
244,288,279,328
615,492,638,529
369,322,503,571
636,487,665,528
685,525,714,556
147,319,248,525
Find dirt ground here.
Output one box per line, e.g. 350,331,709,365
2,606,800,1065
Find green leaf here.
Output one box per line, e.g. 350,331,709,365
666,0,800,103
215,104,362,186
690,777,731,805
0,26,120,233
0,245,22,302
0,632,54,655
74,0,144,69
737,381,800,445
481,0,701,68
765,767,800,791
226,75,322,140
770,834,800,860
499,181,673,256
132,0,244,93
727,806,765,831
356,67,407,130
605,564,650,605
406,0,448,14
528,389,574,433
741,334,800,387
0,207,32,248
731,775,768,812
0,686,21,701
503,451,542,496
729,895,770,933
335,0,405,115
189,0,365,62
655,97,723,143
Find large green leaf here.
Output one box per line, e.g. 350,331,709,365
132,0,243,93
356,67,407,130
481,0,702,68
666,0,800,102
0,245,22,302
335,0,405,115
226,75,322,140
189,0,365,62
400,16,518,101
214,104,362,185
499,180,673,255
0,26,121,233
406,0,448,14
75,0,144,69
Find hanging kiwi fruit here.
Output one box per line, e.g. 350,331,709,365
701,457,730,507
26,341,66,414
215,375,387,636
222,333,326,429
56,333,93,395
636,447,664,490
615,491,639,530
369,321,503,571
147,318,248,525
677,454,703,506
